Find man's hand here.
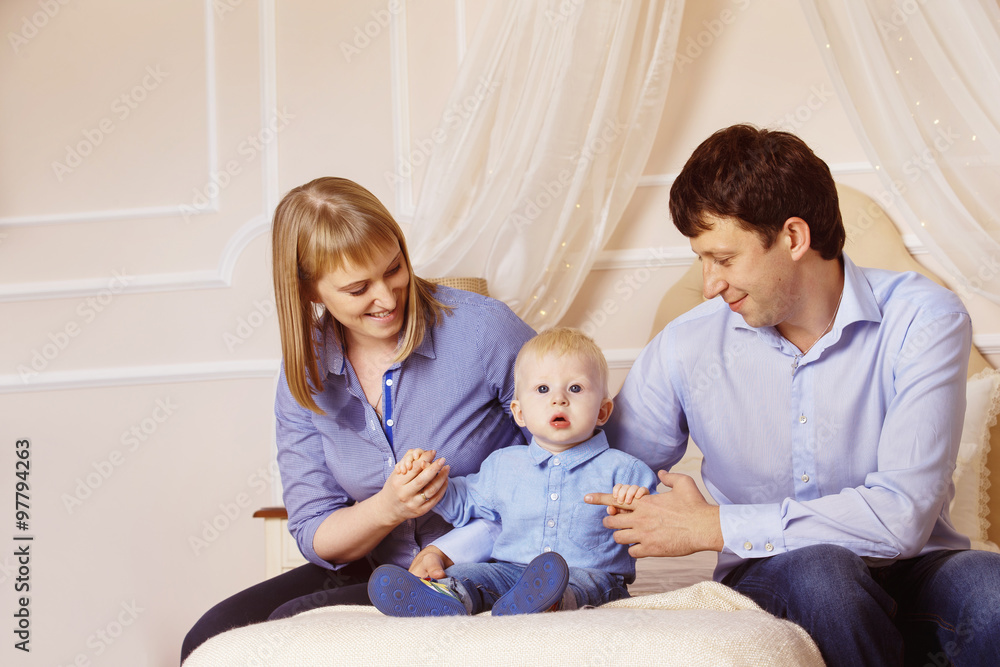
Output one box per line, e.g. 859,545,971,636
584,471,724,558
408,545,454,579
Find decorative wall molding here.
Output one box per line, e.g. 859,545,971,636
454,0,468,63
0,359,280,394
0,0,221,227
0,214,269,302
637,161,876,190
976,335,1000,356
259,0,280,217
593,246,695,270
602,334,1000,369
0,0,278,303
389,2,470,219
8,333,998,394
603,347,646,370
390,4,414,217
0,203,219,228
592,235,928,272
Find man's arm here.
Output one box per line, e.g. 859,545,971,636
599,287,972,561
587,471,724,557
761,310,971,559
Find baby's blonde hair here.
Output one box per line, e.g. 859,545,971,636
514,327,609,398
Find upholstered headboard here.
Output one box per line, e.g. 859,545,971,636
430,277,489,296
650,183,999,547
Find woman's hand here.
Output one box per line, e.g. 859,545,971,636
376,449,450,523
310,453,449,565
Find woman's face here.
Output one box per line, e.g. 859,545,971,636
310,242,410,348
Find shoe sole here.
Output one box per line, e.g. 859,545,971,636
368,565,467,617
491,552,569,616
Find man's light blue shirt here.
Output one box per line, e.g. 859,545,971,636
606,254,972,581
434,430,658,580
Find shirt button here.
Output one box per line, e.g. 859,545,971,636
385,379,393,386
547,520,555,527
370,420,376,429
553,458,561,466
550,493,559,501
744,541,753,551
801,473,810,483
543,546,552,553
799,415,807,424
386,419,394,427
765,543,774,552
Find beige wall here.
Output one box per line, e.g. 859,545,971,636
1,1,996,665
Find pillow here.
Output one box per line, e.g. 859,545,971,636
952,369,1000,552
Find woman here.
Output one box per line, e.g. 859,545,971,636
181,177,534,662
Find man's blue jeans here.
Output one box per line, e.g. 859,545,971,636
722,544,1000,666
445,560,629,613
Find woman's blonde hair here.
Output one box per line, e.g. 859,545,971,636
272,177,449,414
514,327,610,398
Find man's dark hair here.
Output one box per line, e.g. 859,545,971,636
669,124,845,260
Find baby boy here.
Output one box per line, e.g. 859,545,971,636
368,327,657,616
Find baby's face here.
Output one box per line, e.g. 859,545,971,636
511,351,611,453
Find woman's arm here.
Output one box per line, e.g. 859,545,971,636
276,367,449,568
312,454,450,563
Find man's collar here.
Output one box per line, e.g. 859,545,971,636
732,253,882,348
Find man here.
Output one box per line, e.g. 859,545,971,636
590,124,1000,665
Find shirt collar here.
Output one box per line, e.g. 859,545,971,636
527,429,610,469
732,253,882,349
321,317,438,377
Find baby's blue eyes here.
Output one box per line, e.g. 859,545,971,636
536,384,583,394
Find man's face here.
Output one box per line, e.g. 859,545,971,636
689,215,797,329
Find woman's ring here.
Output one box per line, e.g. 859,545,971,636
420,492,428,503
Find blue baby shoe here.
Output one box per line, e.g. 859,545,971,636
491,552,569,616
368,565,468,617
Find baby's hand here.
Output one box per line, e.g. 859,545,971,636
612,483,649,507
395,449,434,475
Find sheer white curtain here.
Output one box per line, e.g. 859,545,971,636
800,0,1000,303
408,0,685,329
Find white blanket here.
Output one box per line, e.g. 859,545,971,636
185,581,824,666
